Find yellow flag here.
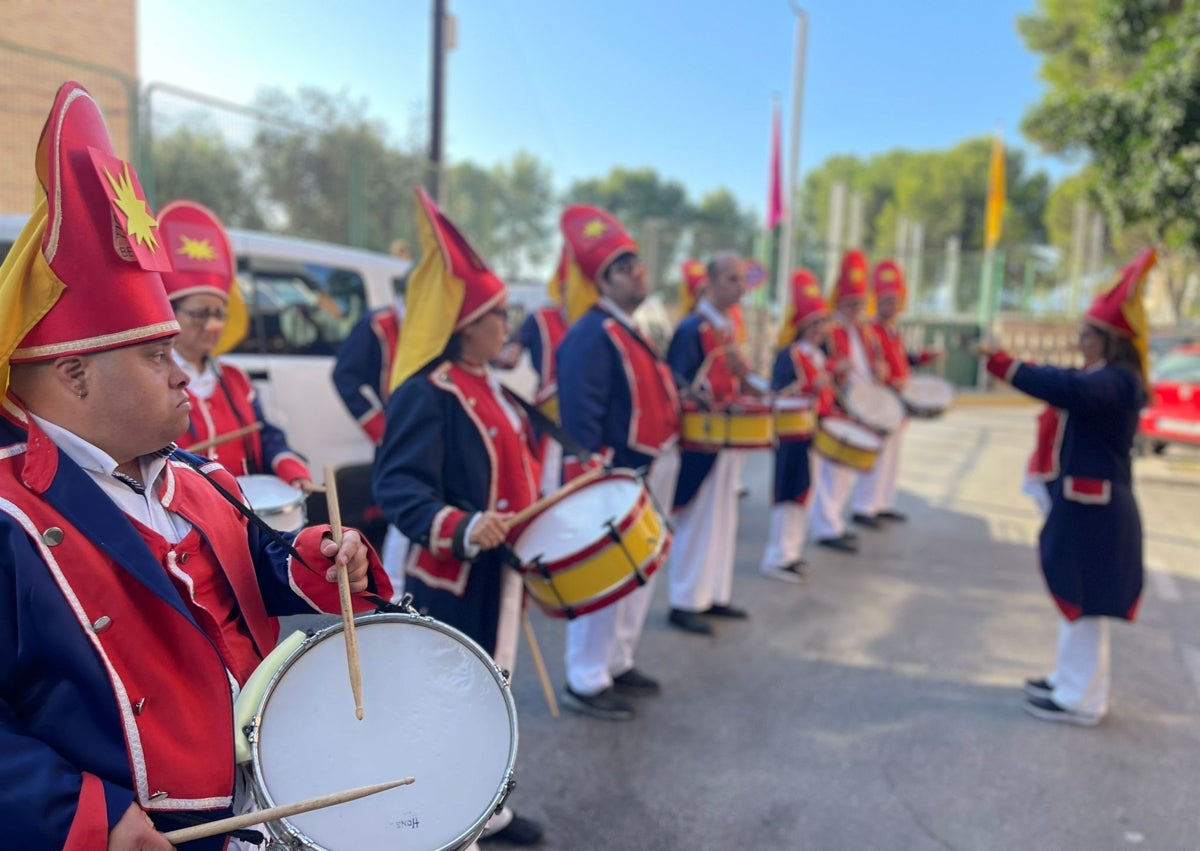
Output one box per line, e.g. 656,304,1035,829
984,134,1005,250
0,196,66,397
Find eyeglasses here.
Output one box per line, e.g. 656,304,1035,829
608,256,643,277
177,307,228,324
486,307,508,319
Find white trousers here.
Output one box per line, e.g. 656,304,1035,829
565,447,680,696
1048,616,1110,718
380,524,409,600
852,421,905,515
760,502,809,570
808,454,858,540
666,450,743,612
539,438,563,497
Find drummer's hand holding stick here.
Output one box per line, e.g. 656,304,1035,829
468,511,514,550
323,465,365,720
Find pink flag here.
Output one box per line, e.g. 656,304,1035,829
766,99,785,230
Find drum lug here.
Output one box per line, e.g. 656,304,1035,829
495,776,517,813
500,668,511,684
244,716,261,746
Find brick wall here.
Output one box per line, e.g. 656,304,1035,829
1,0,137,213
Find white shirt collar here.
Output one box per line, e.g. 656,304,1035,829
598,296,638,330
29,413,173,492
698,298,732,332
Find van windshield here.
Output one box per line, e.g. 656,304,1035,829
234,259,367,356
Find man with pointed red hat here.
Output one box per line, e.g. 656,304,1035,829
372,187,544,844
980,249,1153,727
157,200,313,490
849,259,941,525
678,258,708,318
759,269,834,582
554,204,682,720
665,251,759,635
0,82,391,851
808,249,878,552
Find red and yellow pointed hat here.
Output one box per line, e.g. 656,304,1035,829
1084,248,1155,377
560,205,638,323
547,244,568,306
872,259,905,302
5,82,176,375
776,268,828,348
390,187,507,390
679,259,707,316
831,249,869,304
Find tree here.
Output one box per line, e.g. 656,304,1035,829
1020,0,1200,319
149,118,264,228
690,188,758,260
492,151,555,279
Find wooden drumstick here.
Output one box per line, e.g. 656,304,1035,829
505,465,606,530
521,610,559,718
323,465,364,720
161,777,416,844
183,422,263,454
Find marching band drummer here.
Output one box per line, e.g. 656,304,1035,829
332,282,411,594
808,249,877,554
664,251,756,635
157,200,313,491
678,257,708,319
849,259,941,525
759,269,834,583
554,205,682,721
0,82,391,851
372,187,544,846
979,249,1153,727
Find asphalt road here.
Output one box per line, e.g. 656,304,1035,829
283,404,1200,850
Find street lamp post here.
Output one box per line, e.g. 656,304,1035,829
775,3,809,320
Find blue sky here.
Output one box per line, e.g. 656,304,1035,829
139,0,1070,219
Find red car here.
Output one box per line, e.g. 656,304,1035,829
1139,342,1200,453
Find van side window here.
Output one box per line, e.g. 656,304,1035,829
234,257,368,356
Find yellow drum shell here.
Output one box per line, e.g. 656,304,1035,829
681,400,774,451
813,419,882,472
773,403,817,442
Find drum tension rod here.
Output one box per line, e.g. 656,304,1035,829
531,554,575,620
605,518,648,586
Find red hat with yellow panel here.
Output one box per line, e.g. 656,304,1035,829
2,82,176,395
390,187,507,390
678,258,707,316
776,268,828,349
560,205,638,323
831,249,869,304
872,259,906,303
1083,248,1156,378
158,200,249,354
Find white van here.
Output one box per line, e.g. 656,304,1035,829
0,217,540,531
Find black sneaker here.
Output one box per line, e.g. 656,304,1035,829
561,686,635,721
480,812,545,845
668,608,713,635
817,536,858,553
852,513,882,529
612,668,661,696
1023,695,1101,727
877,510,908,522
1024,678,1053,699
761,560,808,584
703,603,749,619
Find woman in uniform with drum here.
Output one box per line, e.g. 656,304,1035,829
158,201,314,516
373,187,544,845
980,249,1153,727
759,269,833,582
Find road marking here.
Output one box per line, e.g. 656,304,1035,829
1181,644,1200,703
1147,562,1182,602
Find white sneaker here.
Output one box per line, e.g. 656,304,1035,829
760,561,807,584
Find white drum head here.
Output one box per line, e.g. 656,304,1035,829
513,476,642,564
773,397,813,412
903,375,955,409
823,418,884,451
844,380,905,433
237,475,306,533
252,615,517,850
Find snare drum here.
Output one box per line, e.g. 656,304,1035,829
237,475,307,533
234,614,517,851
680,397,774,451
510,469,670,619
842,379,905,435
772,397,817,442
813,418,884,472
901,374,955,418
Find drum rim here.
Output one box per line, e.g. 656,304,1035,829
511,468,644,563
528,531,670,617
249,612,519,851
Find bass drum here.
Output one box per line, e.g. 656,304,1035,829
234,614,517,850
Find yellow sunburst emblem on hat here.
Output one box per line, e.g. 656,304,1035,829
178,235,216,261
104,163,159,251
583,218,608,239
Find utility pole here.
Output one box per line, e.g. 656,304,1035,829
775,4,809,319
428,0,447,202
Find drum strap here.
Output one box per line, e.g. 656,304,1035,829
502,389,594,462
171,451,314,571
